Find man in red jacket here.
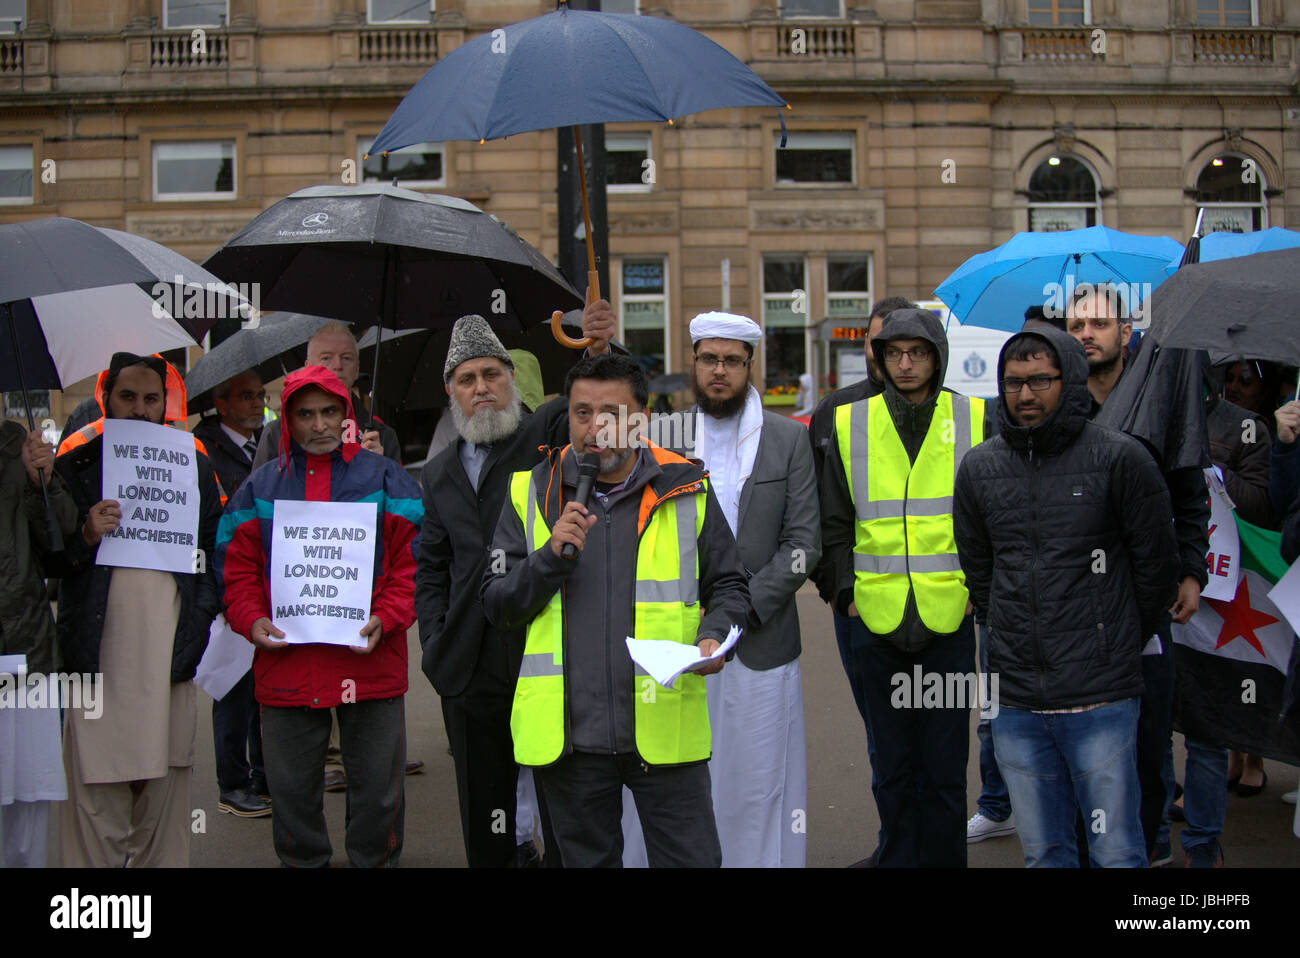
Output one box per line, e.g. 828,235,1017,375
215,366,422,867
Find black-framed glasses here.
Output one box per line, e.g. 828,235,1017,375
882,346,933,364
695,353,750,371
1001,374,1062,393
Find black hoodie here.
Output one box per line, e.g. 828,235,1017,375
952,328,1180,710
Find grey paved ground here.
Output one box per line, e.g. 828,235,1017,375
181,582,1300,868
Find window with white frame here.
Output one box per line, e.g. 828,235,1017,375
0,145,33,204
1027,0,1089,25
164,0,227,29
1196,0,1255,27
606,133,652,192
0,0,23,33
775,131,854,186
153,141,235,201
780,0,843,17
619,258,668,377
359,137,444,187
762,255,808,392
1027,155,1100,231
1195,153,1266,233
368,0,434,24
827,255,872,319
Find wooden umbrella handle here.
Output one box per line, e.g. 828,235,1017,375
550,269,599,349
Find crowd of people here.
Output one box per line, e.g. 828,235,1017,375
1,286,1298,869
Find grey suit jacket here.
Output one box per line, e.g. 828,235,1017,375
676,406,821,670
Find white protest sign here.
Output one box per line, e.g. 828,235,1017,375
270,499,377,648
1202,465,1241,602
97,418,201,575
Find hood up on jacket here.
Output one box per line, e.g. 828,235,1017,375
277,365,360,472
95,355,190,426
996,325,1092,456
870,307,950,400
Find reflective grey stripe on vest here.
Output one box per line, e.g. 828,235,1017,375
951,394,974,476
523,476,539,552
634,490,699,606
848,401,873,522
854,552,963,575
855,495,954,521
519,650,564,678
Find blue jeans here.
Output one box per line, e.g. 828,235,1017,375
975,626,1011,821
1180,738,1229,852
833,610,882,849
993,698,1146,868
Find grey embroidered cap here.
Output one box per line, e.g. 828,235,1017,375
443,314,514,383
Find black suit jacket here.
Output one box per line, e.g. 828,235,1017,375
415,397,569,698
193,417,260,498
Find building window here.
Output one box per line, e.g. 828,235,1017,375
1027,155,1100,231
619,258,668,378
153,141,235,201
601,0,639,13
164,0,227,29
4,390,49,423
0,144,33,204
360,137,444,187
368,0,433,24
762,255,808,393
606,133,651,192
1027,0,1088,25
827,255,872,319
775,131,854,186
0,0,23,33
1195,154,1265,233
780,0,843,16
1196,0,1255,27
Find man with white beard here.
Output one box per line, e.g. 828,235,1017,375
415,310,608,866
684,312,819,866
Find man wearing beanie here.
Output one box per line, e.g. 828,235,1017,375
416,304,613,867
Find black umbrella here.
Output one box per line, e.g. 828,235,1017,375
1146,247,1300,367
649,373,690,394
184,311,342,414
204,184,583,412
1,217,248,548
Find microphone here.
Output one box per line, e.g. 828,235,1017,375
562,452,602,559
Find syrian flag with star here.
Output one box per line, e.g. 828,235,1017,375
1173,517,1300,764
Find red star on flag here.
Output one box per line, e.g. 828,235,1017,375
1204,576,1278,658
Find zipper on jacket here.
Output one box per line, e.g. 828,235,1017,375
603,503,618,755
1027,435,1048,708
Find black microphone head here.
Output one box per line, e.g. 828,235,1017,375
577,451,602,479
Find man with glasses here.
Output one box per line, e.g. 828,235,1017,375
953,327,1177,867
195,371,272,819
821,308,990,867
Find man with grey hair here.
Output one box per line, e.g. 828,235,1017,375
416,304,613,867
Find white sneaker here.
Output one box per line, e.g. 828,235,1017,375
1282,789,1298,806
967,811,1017,843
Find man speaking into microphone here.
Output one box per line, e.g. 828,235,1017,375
480,353,750,867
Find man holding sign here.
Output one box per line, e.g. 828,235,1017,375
215,366,422,868
51,352,225,867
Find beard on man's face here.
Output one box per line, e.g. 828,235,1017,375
692,377,748,419
450,385,524,446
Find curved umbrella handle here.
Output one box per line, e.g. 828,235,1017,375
550,268,600,350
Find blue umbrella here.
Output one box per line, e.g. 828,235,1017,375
1163,226,1300,274
934,226,1184,333
368,1,788,346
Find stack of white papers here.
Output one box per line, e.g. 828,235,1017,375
625,624,742,689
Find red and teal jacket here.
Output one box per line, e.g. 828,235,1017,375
214,366,423,709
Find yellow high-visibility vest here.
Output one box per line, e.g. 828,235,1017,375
507,444,711,767
836,391,984,636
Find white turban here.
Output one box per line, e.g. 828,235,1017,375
689,311,762,347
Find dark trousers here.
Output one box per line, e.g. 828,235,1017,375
860,616,975,867
975,625,1011,821
832,610,882,847
441,656,521,868
213,669,264,793
261,697,405,867
534,751,721,868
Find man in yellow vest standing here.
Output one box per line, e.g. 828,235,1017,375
821,307,989,867
479,353,751,867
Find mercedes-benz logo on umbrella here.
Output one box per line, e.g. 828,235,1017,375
302,212,330,228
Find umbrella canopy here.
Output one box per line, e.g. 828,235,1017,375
1164,227,1300,274
184,311,343,414
0,217,249,391
648,373,690,394
367,5,787,151
203,184,583,333
1146,247,1300,367
934,226,1184,333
